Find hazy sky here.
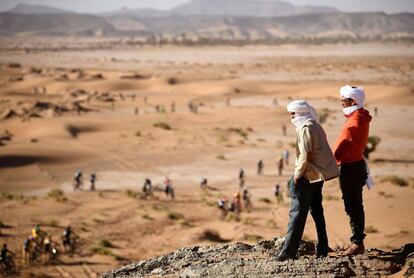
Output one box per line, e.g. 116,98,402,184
0,0,413,14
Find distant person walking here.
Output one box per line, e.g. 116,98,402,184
274,183,283,205
275,100,339,261
277,155,284,176
257,160,264,175
164,177,175,199
333,86,372,256
283,149,290,166
143,178,153,198
230,192,242,216
217,196,228,218
239,168,245,180
282,124,287,136
74,171,83,191
200,177,208,190
90,173,97,191
239,168,245,188
242,188,252,210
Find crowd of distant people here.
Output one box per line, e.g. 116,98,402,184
1,225,79,276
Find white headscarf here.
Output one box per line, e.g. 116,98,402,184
287,100,318,131
340,85,365,115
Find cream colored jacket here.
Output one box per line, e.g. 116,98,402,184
294,120,339,183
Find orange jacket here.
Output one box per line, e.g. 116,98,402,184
333,108,372,165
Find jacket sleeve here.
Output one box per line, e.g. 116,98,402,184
333,124,353,163
294,126,313,181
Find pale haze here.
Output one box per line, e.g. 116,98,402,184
0,0,413,13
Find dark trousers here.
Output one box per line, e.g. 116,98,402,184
280,177,328,257
339,160,367,244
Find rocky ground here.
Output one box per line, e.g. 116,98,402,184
102,238,414,278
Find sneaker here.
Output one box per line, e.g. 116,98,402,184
343,243,364,256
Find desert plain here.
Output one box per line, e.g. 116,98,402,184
0,41,413,277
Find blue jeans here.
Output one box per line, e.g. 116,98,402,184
280,177,328,257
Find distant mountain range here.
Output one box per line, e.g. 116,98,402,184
0,1,413,40
169,0,338,17
7,3,72,14
7,1,339,17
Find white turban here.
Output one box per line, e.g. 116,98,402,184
287,100,318,130
287,100,318,121
340,85,365,106
287,100,310,113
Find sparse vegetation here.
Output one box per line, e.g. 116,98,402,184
152,204,168,211
1,192,25,202
178,219,192,227
218,134,229,142
258,197,272,204
47,188,67,202
242,218,256,226
168,77,178,85
92,218,105,225
204,200,216,207
216,154,226,160
167,211,183,220
225,213,240,222
366,225,379,233
266,219,277,229
364,135,381,159
45,218,59,227
142,214,154,220
244,234,264,241
154,121,172,130
98,239,114,248
125,189,139,198
382,175,408,187
226,127,248,139
318,108,332,124
199,229,229,243
378,191,393,198
90,246,115,257
90,239,125,261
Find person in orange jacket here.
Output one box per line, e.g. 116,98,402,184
333,85,372,256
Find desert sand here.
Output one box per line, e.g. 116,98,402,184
0,42,413,277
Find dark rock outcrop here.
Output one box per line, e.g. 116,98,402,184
102,238,414,277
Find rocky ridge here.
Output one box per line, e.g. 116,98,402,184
102,238,414,277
